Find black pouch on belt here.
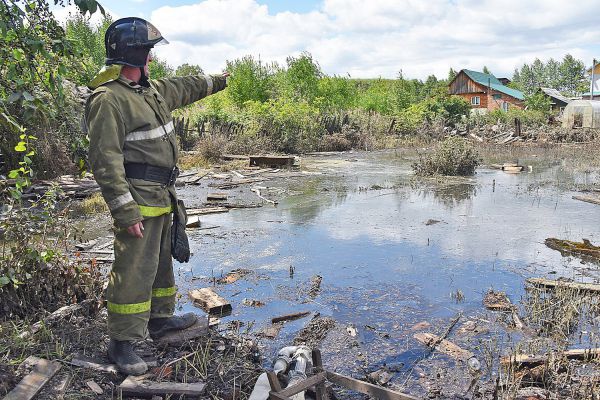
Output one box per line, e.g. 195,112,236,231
171,199,190,263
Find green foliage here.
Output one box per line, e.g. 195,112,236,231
175,63,203,76
512,54,587,96
525,91,552,114
279,53,322,103
0,188,102,318
317,76,356,111
225,55,272,107
412,136,481,176
149,55,174,79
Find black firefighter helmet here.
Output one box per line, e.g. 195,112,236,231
105,17,169,67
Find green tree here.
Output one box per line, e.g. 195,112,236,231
482,66,492,75
524,91,552,114
281,52,322,103
559,54,586,95
448,68,458,81
225,55,272,107
175,63,203,76
149,56,174,79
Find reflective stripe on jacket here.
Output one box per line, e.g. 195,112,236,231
85,74,227,227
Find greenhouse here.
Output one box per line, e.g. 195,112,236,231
562,100,600,128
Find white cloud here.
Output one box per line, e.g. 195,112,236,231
146,0,600,79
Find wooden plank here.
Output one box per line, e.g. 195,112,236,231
271,311,311,324
189,288,232,316
267,371,282,392
413,332,474,361
156,318,209,346
250,155,295,168
186,207,229,216
312,350,327,400
207,193,228,201
4,358,62,400
501,348,600,367
325,371,421,400
278,372,327,397
573,195,600,206
119,375,206,396
86,380,104,395
527,277,600,293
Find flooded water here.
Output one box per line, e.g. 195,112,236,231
175,148,600,394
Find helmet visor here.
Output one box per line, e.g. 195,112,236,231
147,21,169,46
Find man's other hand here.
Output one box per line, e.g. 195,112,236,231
127,221,144,238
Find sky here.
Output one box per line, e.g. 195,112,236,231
53,0,600,80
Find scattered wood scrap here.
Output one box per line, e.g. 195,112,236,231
545,237,600,260
119,375,206,397
18,299,94,339
189,288,232,316
216,268,251,284
186,217,201,228
573,195,600,206
86,380,104,395
156,318,210,346
186,207,229,216
325,371,420,400
249,155,295,168
211,178,266,190
207,192,228,201
271,311,311,324
242,298,265,307
501,348,600,367
483,289,514,311
527,277,600,293
413,332,474,361
4,357,62,400
258,323,283,339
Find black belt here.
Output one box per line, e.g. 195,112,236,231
124,163,179,186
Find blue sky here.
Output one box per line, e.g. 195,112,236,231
54,0,600,80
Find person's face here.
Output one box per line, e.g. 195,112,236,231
144,52,153,77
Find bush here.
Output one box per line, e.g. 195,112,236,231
412,136,481,176
0,189,103,319
195,135,228,163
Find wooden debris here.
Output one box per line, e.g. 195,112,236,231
186,206,229,216
119,375,206,397
4,357,62,400
308,275,322,298
483,289,514,311
86,380,104,395
367,367,393,386
502,163,524,173
70,355,118,374
212,177,266,190
156,318,210,346
573,195,600,206
469,133,484,142
425,219,441,226
527,277,600,293
216,268,251,284
207,192,228,201
75,239,98,250
271,311,311,324
457,320,489,336
325,371,420,400
249,155,295,168
501,348,600,367
221,154,249,161
410,321,432,332
186,217,201,228
258,324,283,339
231,170,246,179
189,288,232,316
55,374,72,399
242,298,265,307
19,300,93,339
413,332,474,361
545,237,600,260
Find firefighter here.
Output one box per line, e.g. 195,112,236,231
85,17,227,375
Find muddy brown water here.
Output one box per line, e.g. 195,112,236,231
174,147,600,396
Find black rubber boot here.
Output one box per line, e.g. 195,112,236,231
107,339,148,376
148,313,197,339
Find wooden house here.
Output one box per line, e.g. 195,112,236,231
448,69,524,112
538,87,570,113
582,63,600,100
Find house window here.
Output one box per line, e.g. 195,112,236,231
493,94,502,100
502,102,509,112
471,96,480,105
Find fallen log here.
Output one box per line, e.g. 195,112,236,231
413,332,474,361
189,288,232,316
527,277,600,293
501,348,600,367
119,375,206,397
271,311,311,324
4,357,62,400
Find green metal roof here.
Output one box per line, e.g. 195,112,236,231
462,69,525,101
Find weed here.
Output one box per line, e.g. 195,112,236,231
412,136,481,176
70,192,108,215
